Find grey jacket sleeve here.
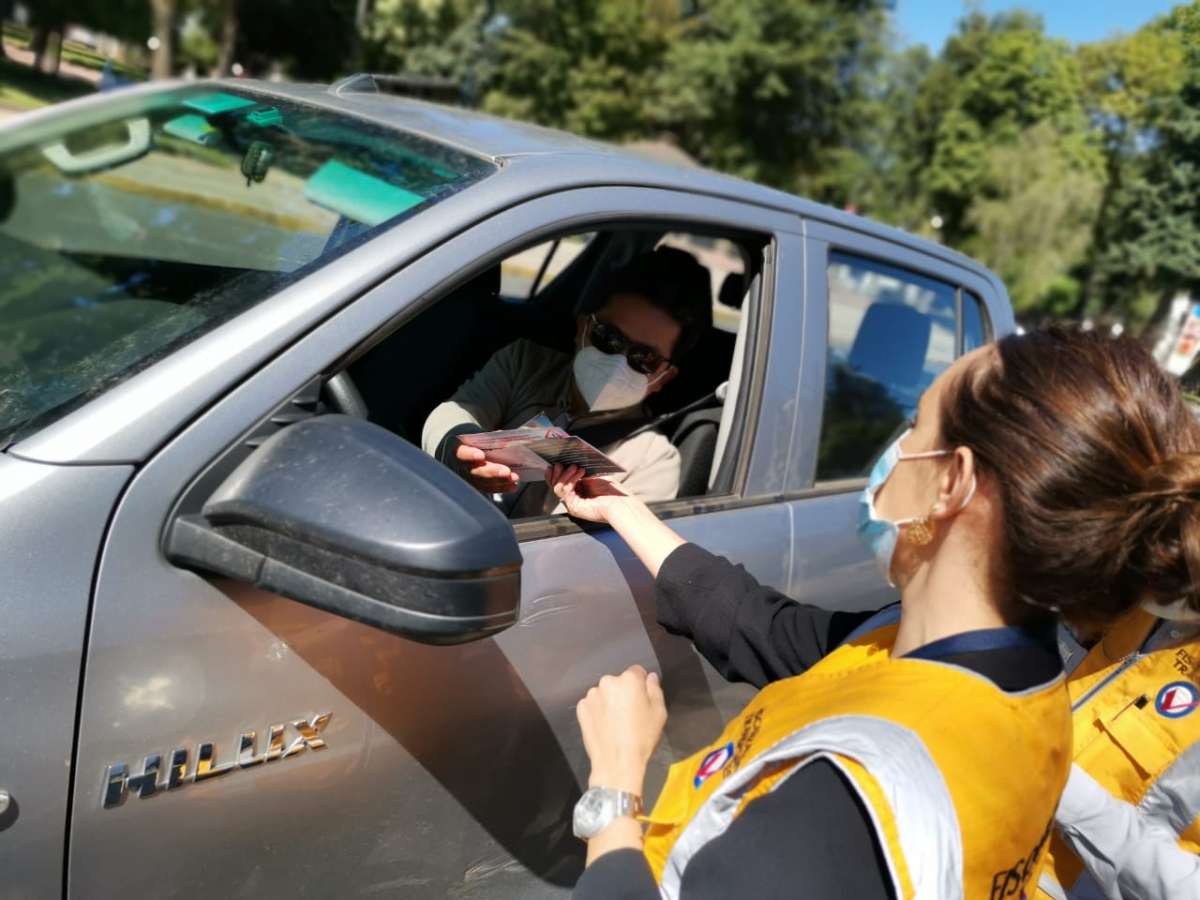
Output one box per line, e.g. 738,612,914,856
1053,763,1200,900
604,431,681,503
421,342,522,457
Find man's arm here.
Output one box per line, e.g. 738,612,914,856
420,342,523,458
606,432,682,504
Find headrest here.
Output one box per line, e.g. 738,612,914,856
847,303,932,395
718,272,745,310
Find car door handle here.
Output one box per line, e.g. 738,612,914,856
0,790,15,832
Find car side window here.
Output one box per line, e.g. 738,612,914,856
816,251,961,481
963,290,989,352
499,233,595,301
352,225,764,523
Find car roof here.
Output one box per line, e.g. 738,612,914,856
232,78,987,278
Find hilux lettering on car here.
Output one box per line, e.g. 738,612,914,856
101,713,332,809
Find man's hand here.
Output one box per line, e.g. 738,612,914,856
455,444,520,494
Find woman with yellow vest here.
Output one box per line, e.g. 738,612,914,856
550,327,1200,900
1034,367,1200,900
1036,604,1200,899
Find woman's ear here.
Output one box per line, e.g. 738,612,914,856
930,446,976,520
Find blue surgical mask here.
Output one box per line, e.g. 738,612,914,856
857,428,974,586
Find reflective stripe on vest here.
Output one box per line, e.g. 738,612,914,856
1037,870,1070,900
1039,610,1200,897
657,715,963,900
1138,737,1200,837
643,621,1069,900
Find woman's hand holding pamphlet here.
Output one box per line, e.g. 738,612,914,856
458,414,625,483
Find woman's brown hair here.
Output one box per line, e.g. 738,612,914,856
940,325,1200,630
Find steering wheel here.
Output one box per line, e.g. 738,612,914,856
322,371,369,419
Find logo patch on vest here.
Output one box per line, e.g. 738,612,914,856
694,742,734,788
1155,681,1199,719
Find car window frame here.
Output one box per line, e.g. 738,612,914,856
347,217,779,542
351,216,788,543
500,232,601,303
138,187,802,552
511,228,779,542
796,221,1011,493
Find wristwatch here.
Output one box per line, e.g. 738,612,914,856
572,786,643,840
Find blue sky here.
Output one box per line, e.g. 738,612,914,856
893,1,1183,52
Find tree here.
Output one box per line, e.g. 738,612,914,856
1087,2,1200,334
29,0,69,74
847,44,936,227
479,0,674,141
649,0,888,195
216,0,238,76
236,0,358,79
0,0,12,60
966,122,1102,316
1075,20,1188,323
912,11,1094,246
150,0,177,78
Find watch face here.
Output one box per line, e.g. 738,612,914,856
573,788,611,839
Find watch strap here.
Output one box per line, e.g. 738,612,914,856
611,790,643,819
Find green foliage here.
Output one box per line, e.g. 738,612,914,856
1086,3,1200,329
648,0,888,194
900,11,1095,245
235,0,358,80
482,0,672,141
179,15,219,69
1078,25,1185,146
966,122,1102,315
23,0,1200,330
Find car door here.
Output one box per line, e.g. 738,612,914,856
782,221,1013,612
0,456,131,899
66,186,806,899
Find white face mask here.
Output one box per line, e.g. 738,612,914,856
1141,597,1200,623
573,346,664,413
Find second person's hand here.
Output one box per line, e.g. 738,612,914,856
549,464,633,523
548,464,687,580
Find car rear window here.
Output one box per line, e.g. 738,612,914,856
0,85,496,447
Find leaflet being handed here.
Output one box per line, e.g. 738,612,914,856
458,415,625,482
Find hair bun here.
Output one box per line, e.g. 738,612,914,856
1142,453,1200,502
937,327,1200,630
1131,452,1200,618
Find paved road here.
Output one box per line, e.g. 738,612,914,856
4,43,103,86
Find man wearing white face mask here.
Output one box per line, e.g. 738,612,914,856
421,247,712,515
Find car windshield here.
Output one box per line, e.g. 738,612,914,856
0,85,496,448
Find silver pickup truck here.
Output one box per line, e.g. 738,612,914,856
0,75,1013,898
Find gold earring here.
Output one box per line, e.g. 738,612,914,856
904,515,935,546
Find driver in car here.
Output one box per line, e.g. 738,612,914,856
422,247,712,516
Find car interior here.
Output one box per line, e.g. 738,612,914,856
338,225,766,514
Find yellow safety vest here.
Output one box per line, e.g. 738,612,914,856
1037,608,1200,899
642,616,1071,900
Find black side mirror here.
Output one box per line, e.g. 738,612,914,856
167,415,522,644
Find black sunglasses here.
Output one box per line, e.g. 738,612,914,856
587,315,676,376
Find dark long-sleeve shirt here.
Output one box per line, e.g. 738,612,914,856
573,543,1064,900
